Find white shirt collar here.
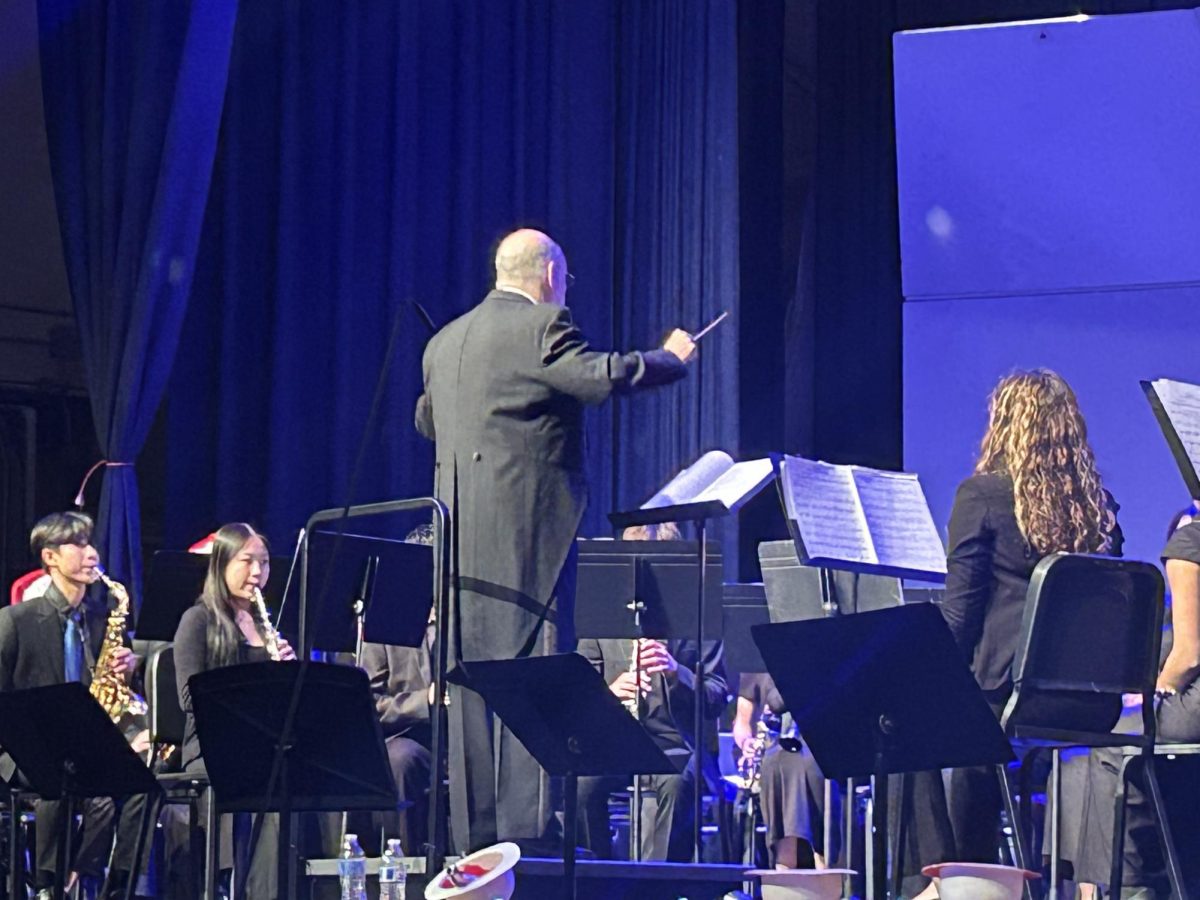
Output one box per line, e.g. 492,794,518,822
495,284,539,305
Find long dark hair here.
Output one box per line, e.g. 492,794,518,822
198,523,270,668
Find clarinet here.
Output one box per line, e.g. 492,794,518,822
250,587,283,661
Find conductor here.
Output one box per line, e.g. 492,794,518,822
415,228,697,852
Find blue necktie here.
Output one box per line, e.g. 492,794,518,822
64,610,84,683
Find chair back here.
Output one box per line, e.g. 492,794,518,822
147,644,187,746
1002,553,1163,738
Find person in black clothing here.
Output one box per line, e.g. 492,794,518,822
0,512,144,900
173,523,295,900
574,521,727,862
575,635,726,861
1075,520,1200,898
415,228,695,852
909,370,1122,899
733,672,838,869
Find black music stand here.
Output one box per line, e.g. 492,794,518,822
753,605,1013,900
574,538,725,859
289,530,433,655
721,582,769,677
188,661,401,899
136,551,292,641
0,684,161,900
607,505,729,863
447,653,676,900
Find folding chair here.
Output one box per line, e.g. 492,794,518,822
996,553,1184,899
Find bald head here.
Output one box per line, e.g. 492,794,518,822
494,228,568,305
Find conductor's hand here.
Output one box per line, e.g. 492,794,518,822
276,637,297,661
637,639,679,678
663,328,697,363
609,670,652,702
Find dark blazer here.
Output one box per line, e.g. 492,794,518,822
415,291,686,661
940,472,1123,691
576,638,727,754
0,582,107,693
0,581,109,781
361,639,431,745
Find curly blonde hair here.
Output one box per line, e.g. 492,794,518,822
975,369,1115,554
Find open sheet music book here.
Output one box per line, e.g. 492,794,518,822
641,451,776,514
1143,378,1200,498
778,455,947,582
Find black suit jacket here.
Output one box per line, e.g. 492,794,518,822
0,582,107,693
0,582,108,781
415,291,686,661
576,638,727,754
940,472,1123,691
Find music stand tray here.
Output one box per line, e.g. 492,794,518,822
295,531,433,653
189,660,399,813
753,604,1012,898
0,684,161,898
447,653,675,900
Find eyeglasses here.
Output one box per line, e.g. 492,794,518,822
566,272,576,289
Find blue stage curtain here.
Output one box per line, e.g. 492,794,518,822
37,0,237,605
610,0,741,558
164,2,739,560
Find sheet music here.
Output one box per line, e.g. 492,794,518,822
851,468,948,576
691,458,775,511
1151,378,1200,478
781,456,874,564
642,450,734,508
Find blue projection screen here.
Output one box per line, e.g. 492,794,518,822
895,11,1200,565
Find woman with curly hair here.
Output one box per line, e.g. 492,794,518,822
908,369,1122,898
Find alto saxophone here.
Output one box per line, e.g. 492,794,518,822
251,587,283,661
91,565,148,721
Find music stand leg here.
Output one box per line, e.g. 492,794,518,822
562,772,578,900
123,792,159,900
693,518,707,864
869,768,888,900
54,793,74,900
204,787,218,900
8,788,22,900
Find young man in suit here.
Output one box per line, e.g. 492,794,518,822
0,512,143,899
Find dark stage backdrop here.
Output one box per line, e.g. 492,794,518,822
164,2,740,562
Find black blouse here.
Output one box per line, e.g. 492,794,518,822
173,603,272,771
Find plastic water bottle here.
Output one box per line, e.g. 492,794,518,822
379,838,407,900
338,833,367,900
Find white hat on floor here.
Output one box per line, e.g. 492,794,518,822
745,868,856,900
425,842,520,900
922,862,1040,900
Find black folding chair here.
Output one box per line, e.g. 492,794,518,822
996,553,1184,899
146,646,219,900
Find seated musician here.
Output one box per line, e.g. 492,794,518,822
0,512,146,900
575,523,728,862
343,523,435,856
173,522,296,900
1074,518,1200,898
733,672,838,869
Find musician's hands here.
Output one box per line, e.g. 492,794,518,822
663,328,697,363
109,646,135,676
276,638,297,661
733,717,753,751
609,670,652,702
131,729,152,757
637,639,678,678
